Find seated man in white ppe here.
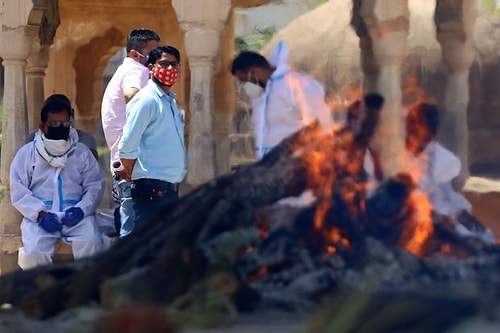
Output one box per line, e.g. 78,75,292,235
10,94,110,270
26,94,99,160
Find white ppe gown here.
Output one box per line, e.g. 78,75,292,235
10,130,110,270
251,41,333,159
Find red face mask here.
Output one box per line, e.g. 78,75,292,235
153,65,179,86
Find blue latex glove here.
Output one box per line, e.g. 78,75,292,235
61,207,84,227
38,212,62,233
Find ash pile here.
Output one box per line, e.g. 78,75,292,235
194,93,500,314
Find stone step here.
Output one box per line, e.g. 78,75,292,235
0,234,73,256
228,133,256,169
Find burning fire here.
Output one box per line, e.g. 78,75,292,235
249,75,476,267
291,77,440,258
399,189,434,256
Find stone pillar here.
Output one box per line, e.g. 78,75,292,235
355,0,410,177
434,0,477,186
0,29,32,274
172,0,231,187
26,41,50,130
351,0,379,94
183,29,220,186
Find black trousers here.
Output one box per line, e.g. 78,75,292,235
130,178,179,228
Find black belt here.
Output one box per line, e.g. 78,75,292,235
131,178,180,192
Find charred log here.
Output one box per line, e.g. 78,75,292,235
0,93,498,320
0,117,342,318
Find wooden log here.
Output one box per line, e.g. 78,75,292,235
0,117,342,318
18,93,477,320
6,92,494,320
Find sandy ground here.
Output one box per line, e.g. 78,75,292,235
463,177,500,236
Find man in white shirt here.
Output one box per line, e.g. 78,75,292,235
101,28,160,238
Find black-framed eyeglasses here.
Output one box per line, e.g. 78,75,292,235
46,121,72,128
157,61,180,69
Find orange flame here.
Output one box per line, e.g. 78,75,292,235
399,189,434,256
247,266,268,283
287,77,440,259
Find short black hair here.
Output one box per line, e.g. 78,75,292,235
41,94,72,122
147,45,181,65
126,28,161,54
230,51,270,75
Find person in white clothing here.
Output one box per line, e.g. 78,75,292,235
27,94,98,160
10,94,110,270
101,28,160,238
404,102,494,242
230,41,333,159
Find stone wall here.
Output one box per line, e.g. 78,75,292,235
468,59,500,176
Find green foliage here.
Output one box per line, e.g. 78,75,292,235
97,145,109,160
482,0,500,14
482,0,496,11
235,25,277,52
234,0,329,52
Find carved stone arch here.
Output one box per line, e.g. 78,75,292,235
72,27,124,131
28,0,61,45
25,0,61,129
91,44,128,131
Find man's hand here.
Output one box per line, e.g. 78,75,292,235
120,158,136,182
115,168,129,180
61,207,84,227
38,212,62,233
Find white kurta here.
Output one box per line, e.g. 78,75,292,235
10,129,109,269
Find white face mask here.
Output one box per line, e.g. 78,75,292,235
242,82,263,99
42,134,71,157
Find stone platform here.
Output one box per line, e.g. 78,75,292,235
463,177,500,236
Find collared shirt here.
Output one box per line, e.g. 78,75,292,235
101,57,149,171
118,80,187,183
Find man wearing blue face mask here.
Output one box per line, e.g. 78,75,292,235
10,94,110,270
